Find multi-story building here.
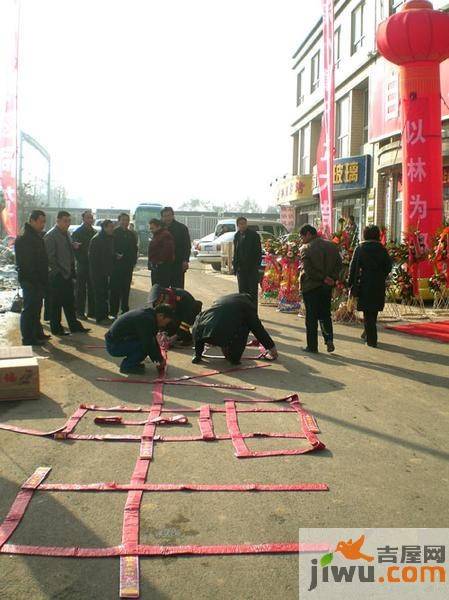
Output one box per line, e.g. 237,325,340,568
279,0,449,240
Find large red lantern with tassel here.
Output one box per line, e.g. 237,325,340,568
377,0,449,283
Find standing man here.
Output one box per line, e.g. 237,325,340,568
89,219,115,325
44,211,90,336
160,206,191,288
110,213,138,318
233,216,262,309
15,210,50,346
72,210,96,320
299,224,342,354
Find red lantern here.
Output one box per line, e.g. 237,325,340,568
377,0,449,279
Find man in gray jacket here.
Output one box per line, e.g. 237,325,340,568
44,211,90,336
299,224,342,353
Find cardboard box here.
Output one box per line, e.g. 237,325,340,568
0,357,40,401
0,346,34,360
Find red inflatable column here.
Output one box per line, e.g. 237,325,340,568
377,0,449,279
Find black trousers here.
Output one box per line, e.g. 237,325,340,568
237,270,259,310
20,282,45,344
363,310,379,347
110,267,133,316
151,263,172,287
92,274,110,322
169,262,185,289
49,274,79,333
302,286,333,352
75,262,95,317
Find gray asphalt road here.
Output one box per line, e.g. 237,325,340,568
0,261,448,599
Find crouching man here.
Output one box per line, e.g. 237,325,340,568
148,284,203,346
105,304,175,374
192,293,278,365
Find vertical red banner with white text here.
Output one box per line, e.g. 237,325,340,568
317,0,335,237
0,0,19,239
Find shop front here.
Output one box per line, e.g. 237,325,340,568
276,174,313,232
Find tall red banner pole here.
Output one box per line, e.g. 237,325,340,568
0,0,20,239
377,0,449,281
317,0,335,238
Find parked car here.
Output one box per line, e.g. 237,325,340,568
197,227,278,272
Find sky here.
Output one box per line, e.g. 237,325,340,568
17,0,321,210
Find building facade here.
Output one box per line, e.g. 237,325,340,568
279,0,449,240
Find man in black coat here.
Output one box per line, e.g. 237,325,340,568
233,216,262,309
14,210,50,346
348,225,393,348
110,213,138,317
72,210,96,319
148,284,202,345
88,220,115,324
105,304,175,374
161,206,191,289
192,293,278,365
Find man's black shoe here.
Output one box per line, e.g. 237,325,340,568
120,364,145,375
191,355,203,364
52,329,70,336
301,346,318,353
71,326,91,333
77,313,88,321
326,341,335,353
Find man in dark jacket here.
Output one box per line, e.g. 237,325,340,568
89,219,115,324
105,304,175,374
233,217,262,309
192,293,278,365
72,210,96,319
110,213,138,318
348,225,393,348
15,210,50,345
161,207,191,289
44,211,89,336
299,224,343,354
148,284,202,345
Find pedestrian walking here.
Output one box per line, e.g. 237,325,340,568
192,293,278,365
147,218,175,286
14,210,50,346
160,207,191,288
88,219,115,325
105,304,175,374
233,216,262,309
299,224,342,353
72,210,96,320
44,211,90,336
109,213,138,318
348,225,393,348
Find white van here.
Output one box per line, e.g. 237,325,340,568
196,218,287,271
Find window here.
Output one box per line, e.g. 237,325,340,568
296,69,305,106
311,51,320,92
299,125,310,175
336,96,350,158
334,27,341,69
262,225,275,234
362,88,369,144
351,2,365,55
392,0,405,12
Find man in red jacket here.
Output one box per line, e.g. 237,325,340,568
147,218,175,286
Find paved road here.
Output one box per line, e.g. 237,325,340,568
1,261,448,599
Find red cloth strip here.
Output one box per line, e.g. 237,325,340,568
198,405,215,440
0,467,51,548
96,377,255,390
54,407,88,439
120,555,139,598
64,431,311,443
0,542,330,558
93,415,188,426
38,482,329,492
83,405,298,414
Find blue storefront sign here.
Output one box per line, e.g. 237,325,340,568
313,155,370,194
